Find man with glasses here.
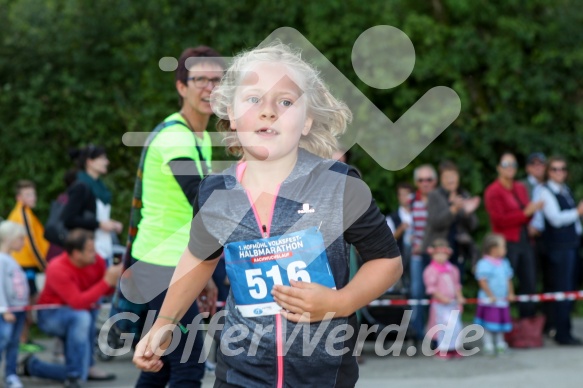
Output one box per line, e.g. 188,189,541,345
124,46,225,387
409,164,437,350
538,157,583,345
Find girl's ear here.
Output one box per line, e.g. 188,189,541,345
426,247,434,255
227,106,236,130
301,116,314,136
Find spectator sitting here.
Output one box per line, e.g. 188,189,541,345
21,229,122,388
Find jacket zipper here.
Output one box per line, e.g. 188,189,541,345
245,190,283,388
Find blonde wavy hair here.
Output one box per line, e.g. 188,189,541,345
0,221,25,248
211,43,352,159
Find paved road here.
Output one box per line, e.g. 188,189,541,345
15,319,583,388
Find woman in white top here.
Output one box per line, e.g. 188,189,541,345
538,156,583,345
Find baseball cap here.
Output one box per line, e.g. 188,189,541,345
527,152,546,165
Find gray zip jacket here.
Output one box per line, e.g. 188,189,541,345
189,149,399,388
0,252,30,313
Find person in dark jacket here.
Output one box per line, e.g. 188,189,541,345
61,145,122,263
422,161,480,281
538,156,583,345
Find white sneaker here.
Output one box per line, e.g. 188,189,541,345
482,344,495,357
496,342,509,355
5,374,24,388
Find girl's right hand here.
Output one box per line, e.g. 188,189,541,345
2,312,16,323
133,325,173,372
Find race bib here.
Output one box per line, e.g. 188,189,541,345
224,227,336,317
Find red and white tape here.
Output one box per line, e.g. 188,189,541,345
367,290,583,307
3,291,582,313
2,301,228,313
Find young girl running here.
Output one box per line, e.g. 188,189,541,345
474,233,515,356
133,43,403,387
0,221,30,388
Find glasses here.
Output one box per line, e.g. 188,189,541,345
550,166,567,172
416,177,435,183
500,161,518,169
187,76,222,88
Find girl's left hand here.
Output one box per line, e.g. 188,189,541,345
457,296,466,305
507,293,516,302
272,280,341,322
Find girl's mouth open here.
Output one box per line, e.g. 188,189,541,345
256,128,278,135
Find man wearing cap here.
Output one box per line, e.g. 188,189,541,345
523,152,547,201
524,152,547,237
523,152,555,336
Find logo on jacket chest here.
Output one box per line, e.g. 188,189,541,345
297,203,315,214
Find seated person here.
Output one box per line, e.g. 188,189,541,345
21,229,122,388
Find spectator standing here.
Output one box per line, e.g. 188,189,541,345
474,234,515,356
7,180,49,352
410,164,437,346
423,238,465,360
0,221,29,388
539,156,583,345
422,161,480,281
523,152,555,334
523,152,547,200
45,169,78,261
484,152,543,318
61,145,123,263
386,182,414,271
524,152,547,238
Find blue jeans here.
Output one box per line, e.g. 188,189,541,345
28,308,97,381
410,254,429,341
0,311,26,376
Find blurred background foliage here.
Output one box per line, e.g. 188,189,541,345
1,0,582,241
